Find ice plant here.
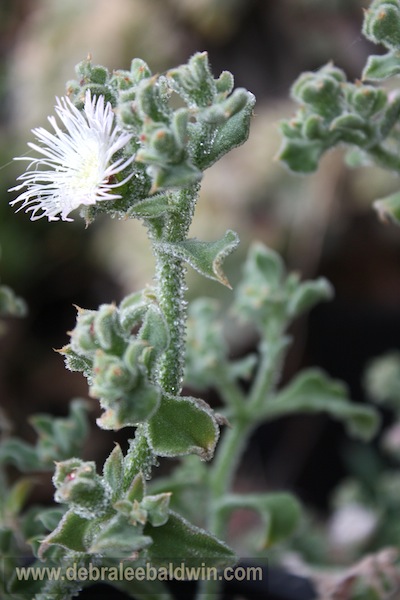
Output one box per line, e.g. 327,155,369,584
1,51,380,600
9,90,134,221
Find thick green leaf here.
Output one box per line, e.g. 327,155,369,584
146,393,219,460
148,161,203,193
0,438,40,471
145,511,236,569
127,193,173,218
288,278,333,318
278,138,325,173
103,444,124,499
267,369,380,441
363,51,400,81
201,89,256,169
156,230,239,288
88,514,152,556
126,472,146,503
141,493,172,527
39,510,90,555
138,305,169,363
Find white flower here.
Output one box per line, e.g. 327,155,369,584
9,91,134,222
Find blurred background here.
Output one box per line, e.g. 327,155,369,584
1,0,400,537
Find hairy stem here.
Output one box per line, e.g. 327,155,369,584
152,184,200,395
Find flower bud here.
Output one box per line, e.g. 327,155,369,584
53,459,111,519
90,351,138,403
363,0,400,49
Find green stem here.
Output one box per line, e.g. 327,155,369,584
248,334,290,412
208,419,252,533
197,420,252,599
152,184,199,395
197,332,290,599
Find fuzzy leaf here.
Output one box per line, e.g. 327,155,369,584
0,439,40,470
363,51,400,81
156,230,239,288
268,369,380,441
103,444,124,499
234,242,287,327
362,0,400,50
147,394,219,460
39,510,90,555
288,278,333,318
146,160,203,194
88,514,152,556
141,493,172,527
278,138,325,173
126,472,146,503
138,304,170,366
145,511,236,568
200,89,256,169
330,113,370,145
127,193,173,218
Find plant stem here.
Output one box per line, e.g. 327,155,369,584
208,419,252,534
248,334,290,412
152,184,200,395
197,332,290,598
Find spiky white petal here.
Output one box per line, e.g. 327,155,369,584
9,91,134,222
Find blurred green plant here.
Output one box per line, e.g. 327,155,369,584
276,1,400,597
278,0,400,227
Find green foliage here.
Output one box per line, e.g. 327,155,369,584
3,36,388,600
67,51,255,205
278,0,400,238
143,511,236,569
279,61,400,174
146,393,219,460
363,0,400,51
155,229,239,288
269,369,379,440
0,399,90,471
61,294,165,430
234,242,333,336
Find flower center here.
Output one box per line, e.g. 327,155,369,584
68,138,103,195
